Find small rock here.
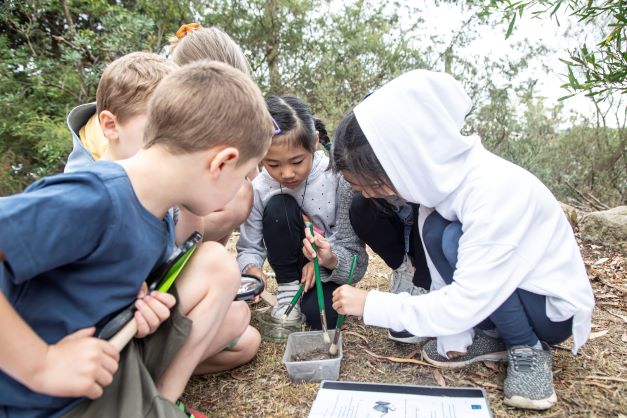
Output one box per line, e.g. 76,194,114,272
580,206,627,251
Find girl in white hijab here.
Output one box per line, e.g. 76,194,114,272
330,70,594,411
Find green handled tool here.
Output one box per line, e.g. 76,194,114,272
107,232,201,351
309,223,330,343
329,254,358,355
281,283,305,321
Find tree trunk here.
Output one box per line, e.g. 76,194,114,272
265,0,282,93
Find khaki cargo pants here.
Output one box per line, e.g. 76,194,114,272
63,290,192,418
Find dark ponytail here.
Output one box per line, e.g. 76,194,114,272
314,117,331,151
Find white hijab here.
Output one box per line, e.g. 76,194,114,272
354,70,483,208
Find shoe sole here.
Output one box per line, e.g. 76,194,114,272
503,391,557,410
387,331,428,344
421,349,508,369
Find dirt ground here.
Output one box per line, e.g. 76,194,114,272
182,235,626,417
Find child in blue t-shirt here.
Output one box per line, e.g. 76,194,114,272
0,61,274,418
65,50,261,379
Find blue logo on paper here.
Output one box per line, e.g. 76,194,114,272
373,401,396,416
471,405,482,410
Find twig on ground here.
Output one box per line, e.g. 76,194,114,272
364,349,436,367
585,375,627,383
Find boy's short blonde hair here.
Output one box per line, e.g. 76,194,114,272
170,26,251,75
96,52,177,124
144,60,272,163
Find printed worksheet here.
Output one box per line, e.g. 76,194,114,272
308,382,492,418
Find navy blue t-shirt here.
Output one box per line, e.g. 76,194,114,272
0,161,174,418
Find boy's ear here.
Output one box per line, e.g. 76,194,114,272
99,110,119,142
208,146,240,176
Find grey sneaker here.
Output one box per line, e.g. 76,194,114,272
503,342,557,410
271,280,301,322
422,330,507,368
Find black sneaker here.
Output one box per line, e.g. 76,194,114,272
422,331,507,368
503,342,557,410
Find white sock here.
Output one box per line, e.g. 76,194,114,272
532,340,543,350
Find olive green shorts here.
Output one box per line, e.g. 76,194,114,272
63,289,192,418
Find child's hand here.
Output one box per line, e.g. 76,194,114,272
31,327,119,399
332,285,368,317
301,261,316,292
302,228,338,270
134,290,176,338
244,265,266,303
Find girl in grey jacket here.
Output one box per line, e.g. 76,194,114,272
236,95,367,328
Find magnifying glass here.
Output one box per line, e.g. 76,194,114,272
235,274,265,301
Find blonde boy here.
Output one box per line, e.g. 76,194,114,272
0,61,274,418
65,51,262,373
65,52,175,171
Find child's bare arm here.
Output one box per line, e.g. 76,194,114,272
0,292,120,399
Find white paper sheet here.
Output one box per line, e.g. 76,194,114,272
308,382,491,418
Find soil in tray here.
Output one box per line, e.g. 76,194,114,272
289,347,338,362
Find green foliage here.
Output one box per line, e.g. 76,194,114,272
485,0,627,100
0,0,623,208
203,0,426,126
0,0,196,194
467,85,626,207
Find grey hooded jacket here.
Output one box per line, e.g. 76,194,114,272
236,151,368,284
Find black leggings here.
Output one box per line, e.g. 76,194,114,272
262,194,339,329
349,193,431,289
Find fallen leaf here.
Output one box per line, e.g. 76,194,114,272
432,369,446,387
230,371,252,381
602,309,627,323
260,290,276,306
483,361,501,372
589,329,609,340
405,349,421,359
622,332,627,343
593,257,609,266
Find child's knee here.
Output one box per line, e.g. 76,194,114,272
229,301,252,329
245,326,261,355
193,242,240,294
235,326,261,361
